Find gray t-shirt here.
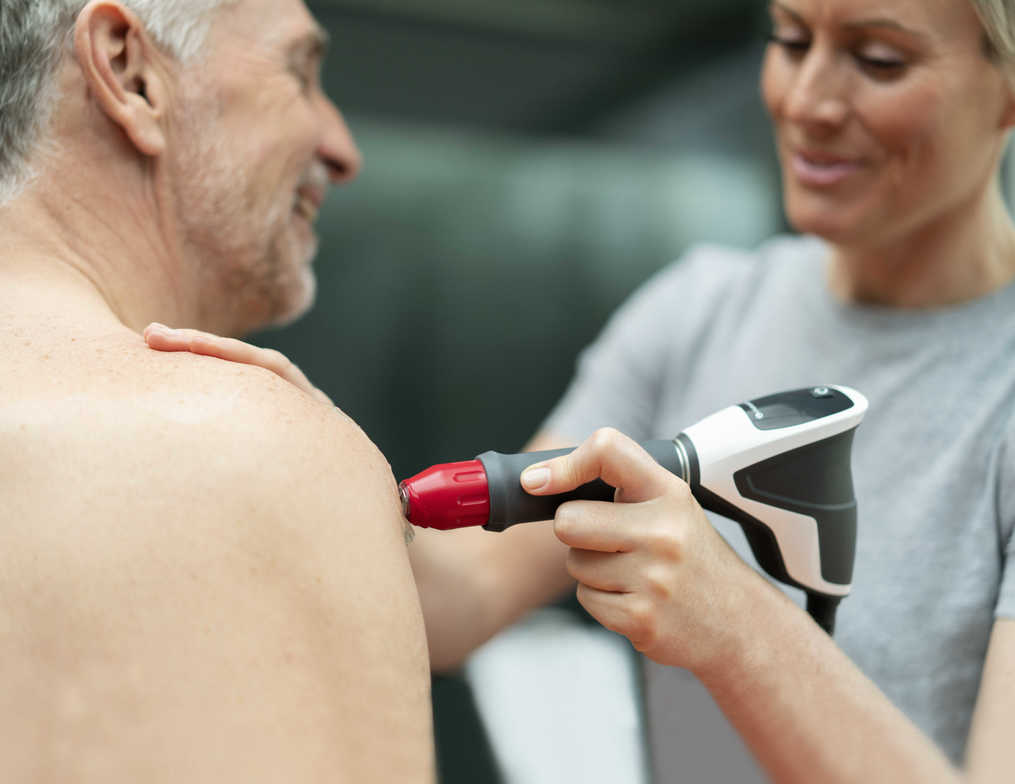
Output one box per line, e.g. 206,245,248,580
543,234,1015,777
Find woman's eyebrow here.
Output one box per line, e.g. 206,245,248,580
843,17,928,39
770,1,928,39
770,2,805,23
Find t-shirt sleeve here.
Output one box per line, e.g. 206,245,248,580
541,245,744,443
995,417,1015,619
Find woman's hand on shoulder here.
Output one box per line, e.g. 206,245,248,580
142,323,333,405
521,427,774,679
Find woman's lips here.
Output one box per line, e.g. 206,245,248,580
790,151,864,187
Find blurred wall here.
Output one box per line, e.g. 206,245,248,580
251,2,782,781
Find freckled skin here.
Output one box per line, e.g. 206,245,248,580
0,0,430,780
0,314,434,784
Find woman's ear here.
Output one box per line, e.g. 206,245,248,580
996,59,1015,130
73,0,168,157
1002,102,1015,132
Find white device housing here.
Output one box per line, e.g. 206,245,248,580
682,385,867,597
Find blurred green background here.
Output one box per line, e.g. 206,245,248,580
253,1,783,781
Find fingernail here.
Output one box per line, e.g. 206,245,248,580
146,323,171,334
520,466,550,491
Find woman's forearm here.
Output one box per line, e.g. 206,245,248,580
410,524,573,672
698,585,960,784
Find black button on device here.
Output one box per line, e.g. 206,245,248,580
740,387,852,431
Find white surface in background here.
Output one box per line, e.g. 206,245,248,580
465,607,649,784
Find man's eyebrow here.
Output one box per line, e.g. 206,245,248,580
771,1,927,38
288,25,330,64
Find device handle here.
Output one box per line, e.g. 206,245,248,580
478,440,684,532
732,429,858,589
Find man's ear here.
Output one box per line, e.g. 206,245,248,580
74,1,168,157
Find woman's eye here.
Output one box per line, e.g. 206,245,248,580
857,56,904,69
767,32,811,55
855,46,907,76
856,51,905,77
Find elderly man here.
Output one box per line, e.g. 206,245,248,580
0,1,433,781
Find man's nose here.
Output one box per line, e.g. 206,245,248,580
316,96,362,184
784,46,849,131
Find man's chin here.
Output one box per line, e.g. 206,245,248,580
266,268,317,329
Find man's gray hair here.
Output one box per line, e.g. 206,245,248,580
0,0,234,205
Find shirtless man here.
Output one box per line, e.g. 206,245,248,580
0,1,433,781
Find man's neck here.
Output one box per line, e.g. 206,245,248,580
828,184,1015,308
0,165,193,333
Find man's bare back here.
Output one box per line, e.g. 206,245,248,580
0,0,434,777
0,303,433,782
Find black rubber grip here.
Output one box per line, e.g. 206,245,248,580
478,440,684,533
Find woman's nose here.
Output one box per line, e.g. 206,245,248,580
783,46,850,132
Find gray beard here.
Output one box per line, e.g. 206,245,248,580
171,95,316,335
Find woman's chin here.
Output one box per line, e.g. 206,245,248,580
784,201,870,245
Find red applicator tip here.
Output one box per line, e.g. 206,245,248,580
398,460,491,530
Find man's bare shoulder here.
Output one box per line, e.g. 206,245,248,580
0,330,434,782
3,329,401,535
0,327,414,600
140,340,392,493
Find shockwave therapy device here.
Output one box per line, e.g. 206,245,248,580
399,385,868,634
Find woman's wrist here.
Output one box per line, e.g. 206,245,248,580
693,570,808,690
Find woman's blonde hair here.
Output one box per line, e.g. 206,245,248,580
971,0,1015,69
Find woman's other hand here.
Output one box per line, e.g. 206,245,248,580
142,323,333,406
521,427,774,679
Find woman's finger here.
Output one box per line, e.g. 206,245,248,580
143,323,331,404
565,548,641,593
574,584,655,651
521,427,676,504
553,500,638,553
